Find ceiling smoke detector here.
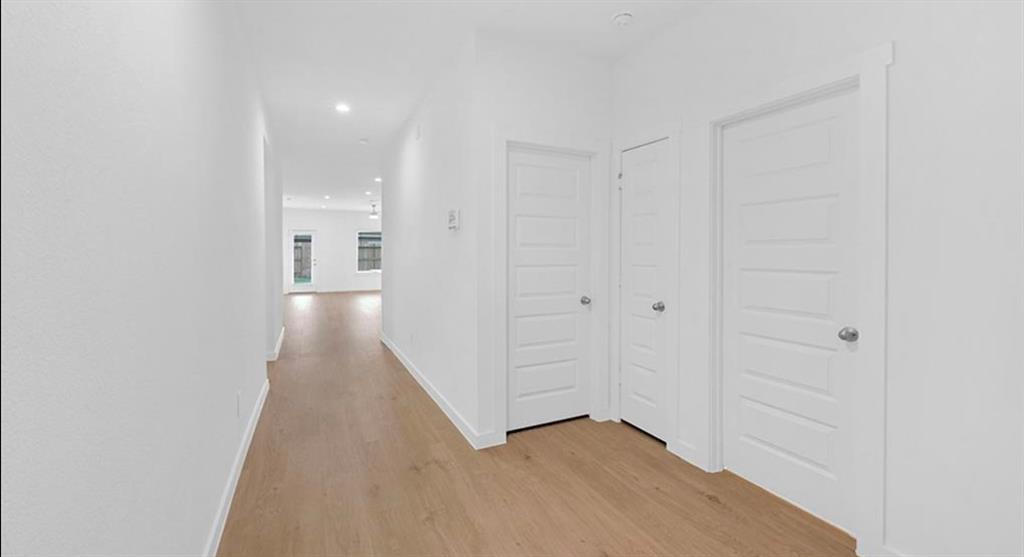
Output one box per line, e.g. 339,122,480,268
611,11,633,28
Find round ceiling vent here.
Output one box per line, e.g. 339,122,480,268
611,11,634,28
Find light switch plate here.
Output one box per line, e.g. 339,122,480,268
447,209,461,231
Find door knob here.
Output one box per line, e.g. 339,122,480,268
837,326,860,342
580,295,592,306
652,301,665,312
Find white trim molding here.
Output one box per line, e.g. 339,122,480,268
380,334,505,450
701,42,894,556
203,378,270,557
266,326,285,361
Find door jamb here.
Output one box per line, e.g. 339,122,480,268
705,43,893,555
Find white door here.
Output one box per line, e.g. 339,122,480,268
619,139,675,441
722,89,859,530
290,230,316,292
507,146,592,431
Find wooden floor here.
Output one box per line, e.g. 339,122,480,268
218,292,855,556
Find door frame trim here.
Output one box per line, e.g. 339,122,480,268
705,43,893,555
495,139,607,438
609,134,681,442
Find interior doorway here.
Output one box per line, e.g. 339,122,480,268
616,137,678,442
506,144,593,431
707,47,893,550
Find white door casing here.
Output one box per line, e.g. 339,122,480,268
507,145,592,430
722,88,859,531
618,138,676,441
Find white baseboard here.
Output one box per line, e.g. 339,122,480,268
857,542,908,557
379,333,505,450
266,326,285,361
203,378,270,557
668,438,707,471
317,287,382,293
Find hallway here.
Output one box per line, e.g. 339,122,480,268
218,292,854,556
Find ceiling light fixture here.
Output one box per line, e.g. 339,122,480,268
323,195,331,200
335,102,351,113
365,191,372,195
321,204,327,209
611,11,633,28
374,177,382,183
368,202,380,220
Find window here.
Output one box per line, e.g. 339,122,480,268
357,231,382,272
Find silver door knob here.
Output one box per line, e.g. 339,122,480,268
837,326,860,342
580,295,591,306
652,301,665,312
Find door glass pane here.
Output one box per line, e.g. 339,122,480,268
293,234,312,283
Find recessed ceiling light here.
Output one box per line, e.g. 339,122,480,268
374,177,382,183
365,191,372,195
324,195,331,200
321,204,327,209
611,11,633,28
335,103,351,113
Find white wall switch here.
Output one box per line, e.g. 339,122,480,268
447,209,461,231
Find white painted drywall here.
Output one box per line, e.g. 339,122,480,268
382,35,481,434
612,2,1023,555
282,209,382,293
265,139,285,359
1,3,271,555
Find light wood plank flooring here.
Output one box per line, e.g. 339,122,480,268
218,291,855,556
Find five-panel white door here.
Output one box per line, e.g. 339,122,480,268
619,139,673,441
722,89,859,530
507,146,592,431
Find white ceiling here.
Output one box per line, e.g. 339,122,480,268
236,1,696,212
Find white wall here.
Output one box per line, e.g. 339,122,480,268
265,140,285,358
612,2,1023,555
382,36,481,436
282,208,382,293
1,3,271,555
